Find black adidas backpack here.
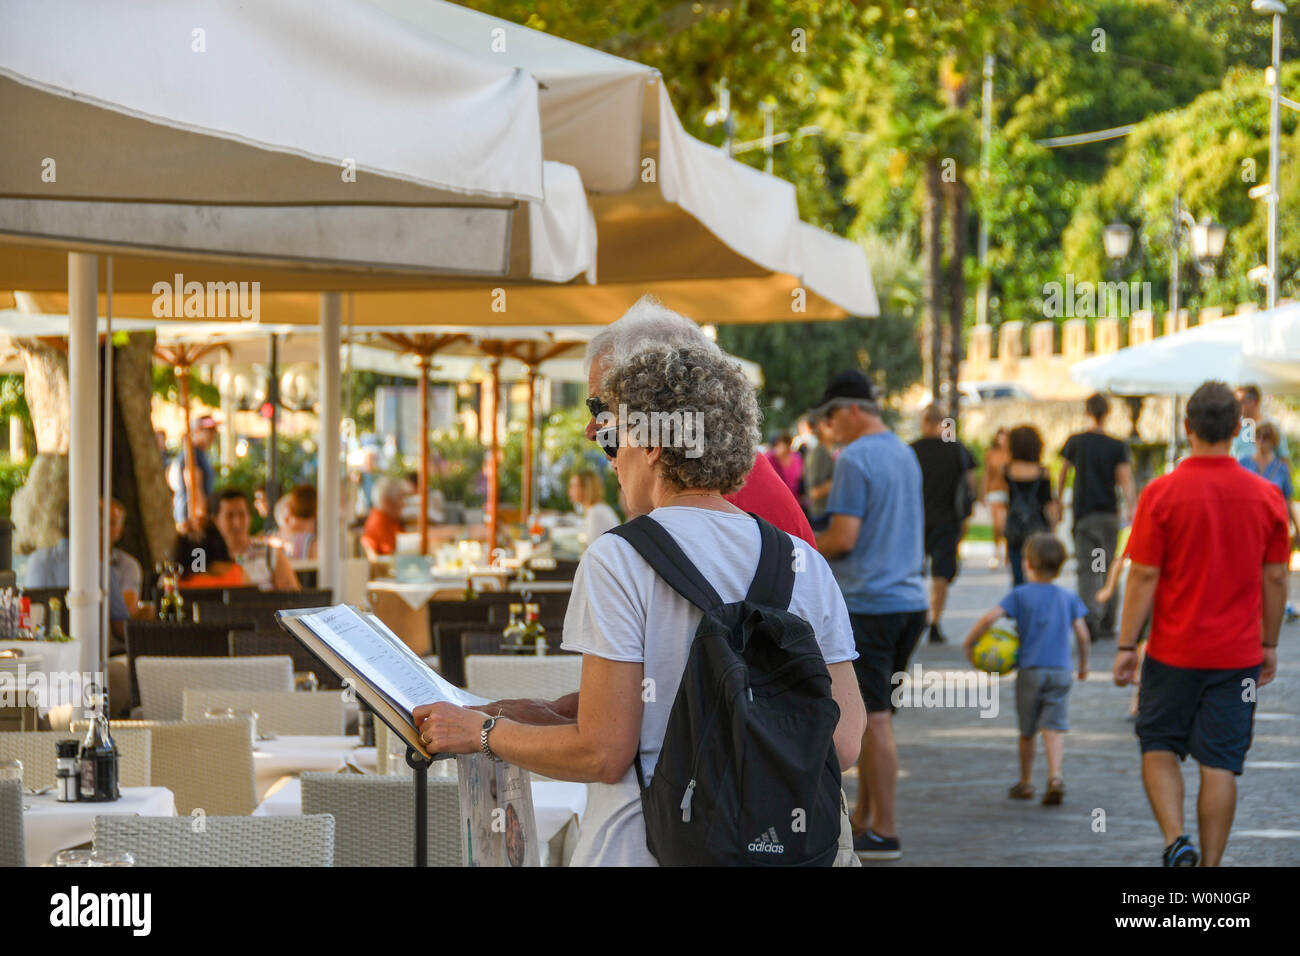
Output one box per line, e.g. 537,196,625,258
608,513,842,867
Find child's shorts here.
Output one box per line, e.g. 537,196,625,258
1016,667,1073,737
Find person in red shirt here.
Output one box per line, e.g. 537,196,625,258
361,477,408,557
1116,381,1288,868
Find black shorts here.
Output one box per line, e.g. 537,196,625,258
923,523,959,581
1136,655,1260,775
849,610,928,713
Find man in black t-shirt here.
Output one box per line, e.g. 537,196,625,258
911,405,976,644
1058,393,1137,642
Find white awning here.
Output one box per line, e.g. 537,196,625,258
1070,311,1300,395
367,0,878,316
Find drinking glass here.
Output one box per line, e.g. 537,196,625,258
55,849,93,867
88,850,136,867
0,758,22,784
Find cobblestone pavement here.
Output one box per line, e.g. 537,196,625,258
841,542,1300,866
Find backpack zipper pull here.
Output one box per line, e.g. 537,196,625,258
680,779,696,822
747,686,754,702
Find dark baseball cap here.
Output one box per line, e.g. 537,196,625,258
811,369,877,417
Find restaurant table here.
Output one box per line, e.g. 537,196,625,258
0,639,83,716
253,775,587,866
251,735,377,800
506,580,572,593
21,786,176,866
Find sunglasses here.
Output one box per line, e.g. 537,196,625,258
585,396,608,419
595,424,619,459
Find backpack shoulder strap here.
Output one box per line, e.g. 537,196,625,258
744,515,795,610
607,515,723,612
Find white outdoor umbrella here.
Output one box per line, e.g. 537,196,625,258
0,0,595,679
1070,313,1300,395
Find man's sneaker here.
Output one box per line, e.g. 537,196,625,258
928,623,947,645
1162,835,1199,868
853,829,901,861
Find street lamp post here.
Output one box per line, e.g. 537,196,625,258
1105,203,1227,469
1254,0,1286,308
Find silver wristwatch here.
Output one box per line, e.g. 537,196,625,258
480,715,502,762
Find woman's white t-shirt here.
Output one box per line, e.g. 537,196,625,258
581,502,621,547
559,506,857,867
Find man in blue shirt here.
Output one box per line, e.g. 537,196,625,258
167,415,219,530
814,369,927,862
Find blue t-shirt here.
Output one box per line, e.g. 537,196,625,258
24,539,130,622
998,582,1087,669
825,431,928,614
1238,455,1293,501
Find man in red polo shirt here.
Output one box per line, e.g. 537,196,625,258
1116,381,1288,868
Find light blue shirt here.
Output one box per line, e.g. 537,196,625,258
1239,454,1294,500
23,539,130,622
1231,422,1289,461
998,583,1087,669
824,431,928,615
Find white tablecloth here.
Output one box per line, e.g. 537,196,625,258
22,786,176,866
0,640,83,712
367,573,509,610
251,735,377,800
253,775,587,865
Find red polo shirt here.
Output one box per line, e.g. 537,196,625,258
726,451,816,546
1126,455,1289,669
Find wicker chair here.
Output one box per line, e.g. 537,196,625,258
135,655,293,720
124,620,252,710
0,778,23,867
228,588,333,608
191,601,264,629
231,629,345,690
93,814,334,866
74,717,257,816
464,655,582,702
182,690,346,736
300,772,461,866
0,657,42,731
0,730,152,789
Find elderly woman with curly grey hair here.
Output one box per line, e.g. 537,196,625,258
416,340,866,866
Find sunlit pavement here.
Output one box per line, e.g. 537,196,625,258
841,540,1300,866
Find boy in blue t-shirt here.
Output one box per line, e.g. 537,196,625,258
963,533,1090,805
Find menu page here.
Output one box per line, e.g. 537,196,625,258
295,605,488,715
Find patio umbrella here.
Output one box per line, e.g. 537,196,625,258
0,0,584,676
1070,312,1300,395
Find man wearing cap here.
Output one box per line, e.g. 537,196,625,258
814,369,928,861
167,415,219,532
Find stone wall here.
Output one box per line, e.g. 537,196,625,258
960,301,1267,400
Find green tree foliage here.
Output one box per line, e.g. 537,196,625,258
0,374,33,456
1061,63,1300,315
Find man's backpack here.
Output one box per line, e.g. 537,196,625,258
1004,469,1048,549
607,513,843,867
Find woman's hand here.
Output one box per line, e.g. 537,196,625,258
413,701,486,754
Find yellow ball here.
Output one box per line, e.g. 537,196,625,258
972,624,1019,675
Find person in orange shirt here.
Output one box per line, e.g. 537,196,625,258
361,477,408,557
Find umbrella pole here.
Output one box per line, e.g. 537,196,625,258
523,366,536,518
487,358,501,552
418,355,430,555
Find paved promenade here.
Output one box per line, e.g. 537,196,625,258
842,542,1300,866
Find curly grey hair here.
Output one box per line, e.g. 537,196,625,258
601,342,759,494
585,295,721,374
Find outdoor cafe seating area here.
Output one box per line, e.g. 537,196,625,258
0,545,584,868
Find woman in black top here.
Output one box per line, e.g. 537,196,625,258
1004,425,1060,586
